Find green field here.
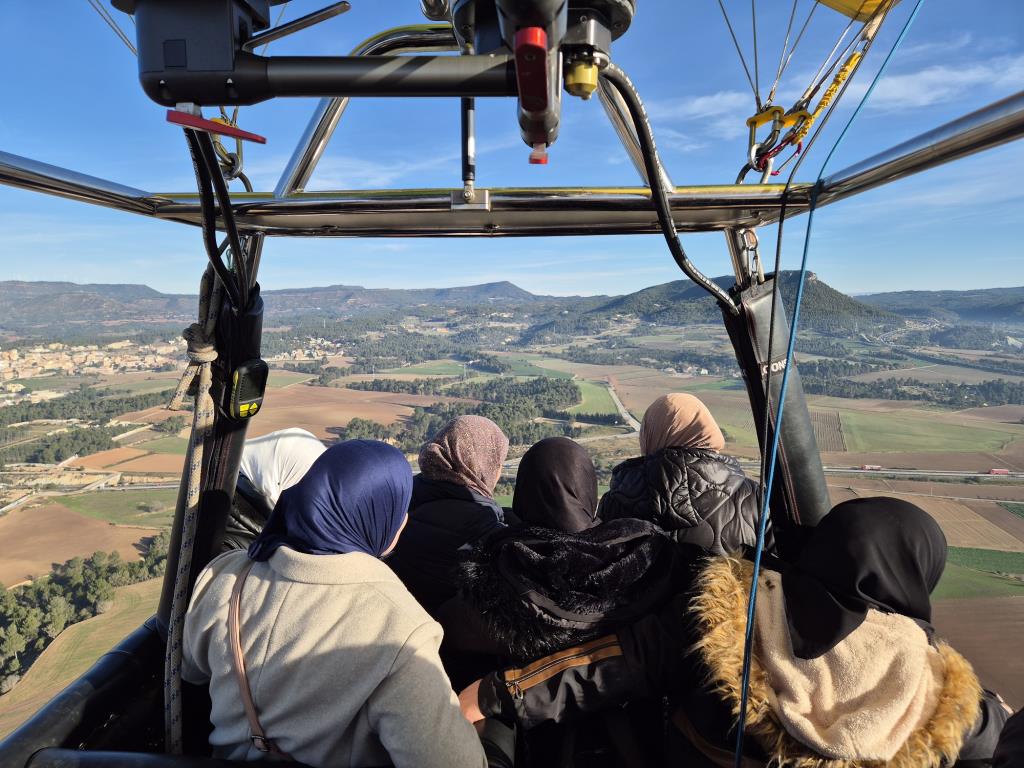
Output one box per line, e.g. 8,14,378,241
135,436,188,455
267,369,317,389
567,381,619,416
97,378,177,396
933,563,1024,600
839,410,1019,453
59,488,178,528
673,378,745,393
0,579,162,738
1001,502,1024,520
499,356,574,379
947,547,1024,575
14,375,100,392
382,359,464,376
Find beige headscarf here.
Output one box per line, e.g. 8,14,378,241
418,415,510,498
639,393,725,455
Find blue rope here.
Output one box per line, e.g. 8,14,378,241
732,2,927,764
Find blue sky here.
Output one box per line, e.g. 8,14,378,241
0,0,1021,297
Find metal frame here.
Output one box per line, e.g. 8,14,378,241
0,16,1020,239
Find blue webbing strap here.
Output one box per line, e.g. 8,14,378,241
732,2,927,764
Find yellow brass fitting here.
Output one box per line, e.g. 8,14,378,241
565,60,599,99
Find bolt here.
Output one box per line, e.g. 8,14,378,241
226,78,234,85
579,14,588,22
524,52,536,62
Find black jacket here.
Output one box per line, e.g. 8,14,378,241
222,474,273,551
453,519,682,665
387,475,505,616
598,447,774,555
478,553,1008,767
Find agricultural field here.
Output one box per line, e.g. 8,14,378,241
69,446,148,470
0,503,158,586
58,488,178,528
567,381,619,416
809,409,846,452
0,579,162,738
266,369,317,389
134,436,188,455
838,410,1021,453
97,378,177,397
13,375,101,393
495,355,574,379
246,384,454,439
932,596,1024,708
381,359,464,376
849,363,1024,385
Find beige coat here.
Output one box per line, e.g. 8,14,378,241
183,547,486,768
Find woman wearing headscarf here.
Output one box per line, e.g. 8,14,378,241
450,436,679,669
183,440,490,768
222,427,326,550
388,415,510,616
598,392,771,555
463,498,1009,766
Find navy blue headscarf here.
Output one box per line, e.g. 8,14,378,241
248,439,412,561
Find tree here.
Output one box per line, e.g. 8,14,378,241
43,596,74,639
155,415,187,434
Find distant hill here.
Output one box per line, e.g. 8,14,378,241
8,276,1023,341
521,272,899,342
860,287,1024,324
0,280,543,335
261,280,541,316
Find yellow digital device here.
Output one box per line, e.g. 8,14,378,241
230,359,269,420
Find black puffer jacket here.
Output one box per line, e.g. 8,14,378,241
598,447,773,555
387,475,505,616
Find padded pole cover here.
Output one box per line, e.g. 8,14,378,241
722,278,831,559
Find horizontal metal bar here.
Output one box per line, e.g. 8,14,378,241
817,89,1024,204
148,185,807,236
275,25,458,198
265,54,516,98
242,1,351,53
0,151,158,215
2,91,1020,236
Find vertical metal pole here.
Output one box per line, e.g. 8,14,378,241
461,96,477,202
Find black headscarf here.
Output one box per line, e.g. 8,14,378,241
780,497,947,659
513,437,598,533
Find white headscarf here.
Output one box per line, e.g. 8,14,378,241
239,428,326,508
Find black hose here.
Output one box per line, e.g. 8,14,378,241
599,64,739,315
193,132,250,309
183,130,243,310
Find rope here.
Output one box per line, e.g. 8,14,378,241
792,50,863,143
85,0,136,55
767,0,801,106
732,1,926,765
716,0,760,108
750,0,761,108
164,266,223,754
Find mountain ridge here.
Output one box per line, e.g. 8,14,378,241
0,278,1020,337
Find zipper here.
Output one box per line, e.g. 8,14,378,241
504,639,620,700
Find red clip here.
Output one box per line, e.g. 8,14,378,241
528,143,549,165
514,27,549,113
166,110,267,144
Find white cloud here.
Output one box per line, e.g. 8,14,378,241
856,53,1024,111
656,127,708,153
647,91,751,122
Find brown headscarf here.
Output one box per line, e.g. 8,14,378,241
639,393,725,455
418,415,510,498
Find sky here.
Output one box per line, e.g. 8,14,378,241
0,0,1021,297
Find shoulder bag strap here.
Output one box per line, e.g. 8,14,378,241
228,559,294,761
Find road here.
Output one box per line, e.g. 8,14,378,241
605,382,641,431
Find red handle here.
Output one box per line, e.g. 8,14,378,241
167,110,267,144
514,27,549,113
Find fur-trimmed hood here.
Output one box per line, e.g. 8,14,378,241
689,556,983,768
457,518,680,663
